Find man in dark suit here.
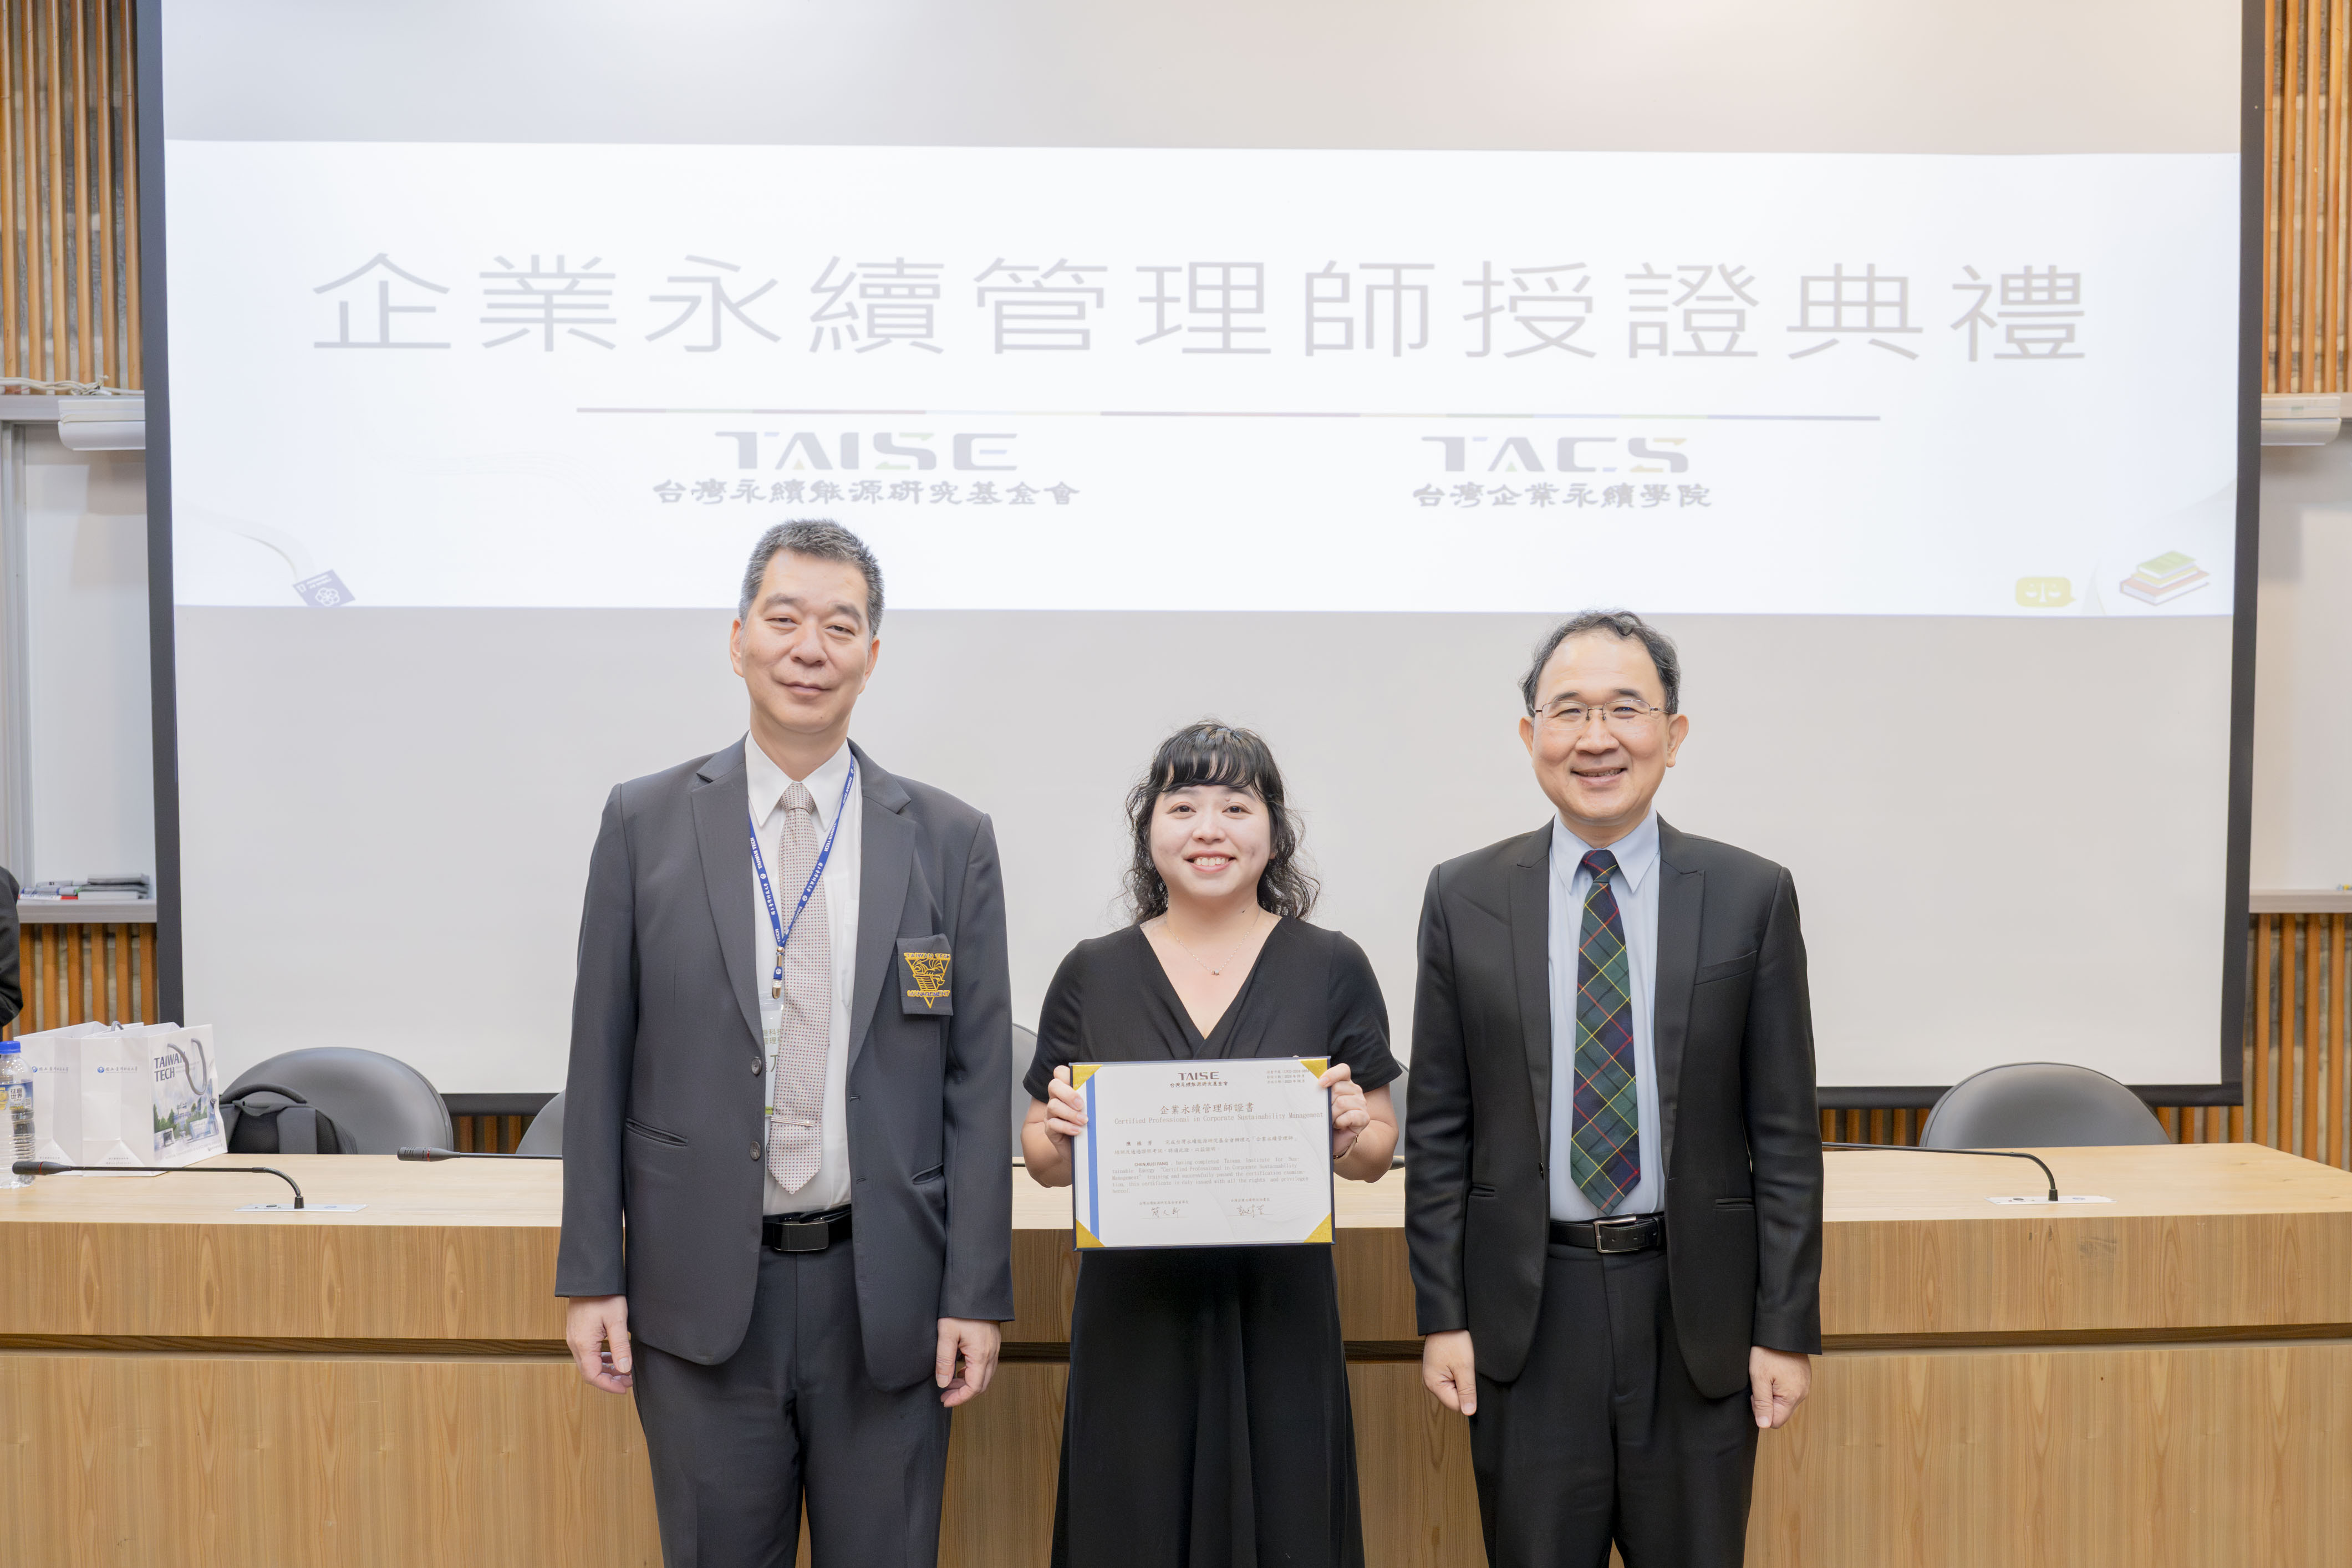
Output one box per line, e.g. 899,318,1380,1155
1,865,18,1027
1406,610,1822,1568
558,520,1013,1567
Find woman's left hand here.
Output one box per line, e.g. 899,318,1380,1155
1321,1062,1368,1160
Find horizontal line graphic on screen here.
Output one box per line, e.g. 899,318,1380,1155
578,409,1888,422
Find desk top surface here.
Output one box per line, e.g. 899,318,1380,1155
1,1143,2344,1230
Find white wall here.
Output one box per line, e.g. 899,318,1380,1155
18,428,153,885
2252,439,2352,892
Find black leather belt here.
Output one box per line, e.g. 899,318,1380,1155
1549,1213,1666,1254
762,1206,853,1254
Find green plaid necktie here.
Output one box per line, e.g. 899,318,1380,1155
1570,849,1640,1213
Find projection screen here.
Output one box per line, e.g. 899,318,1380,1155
146,0,2256,1097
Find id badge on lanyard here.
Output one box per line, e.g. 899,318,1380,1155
761,999,786,1114
750,756,857,1114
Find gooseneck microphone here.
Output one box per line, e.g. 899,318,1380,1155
11,1160,309,1209
399,1147,559,1162
1822,1143,2061,1203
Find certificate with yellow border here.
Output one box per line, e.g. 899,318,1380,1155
1070,1058,1334,1250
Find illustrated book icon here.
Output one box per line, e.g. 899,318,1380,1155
2119,551,2209,605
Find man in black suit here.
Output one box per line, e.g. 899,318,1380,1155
1405,610,1822,1568
1,865,18,1027
557,520,1013,1567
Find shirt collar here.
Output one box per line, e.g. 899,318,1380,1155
1551,809,1661,896
746,735,854,831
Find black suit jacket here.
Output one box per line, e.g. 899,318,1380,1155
0,866,18,1027
1404,817,1822,1398
555,742,1015,1386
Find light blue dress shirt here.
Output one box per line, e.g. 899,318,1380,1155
1547,809,1664,1220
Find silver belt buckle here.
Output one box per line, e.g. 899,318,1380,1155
1591,1215,1650,1254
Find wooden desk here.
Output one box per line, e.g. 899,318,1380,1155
3,1146,2348,1566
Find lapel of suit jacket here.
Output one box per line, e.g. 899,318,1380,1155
1506,823,1556,1167
690,741,764,1050
1652,816,1703,1185
847,742,917,1073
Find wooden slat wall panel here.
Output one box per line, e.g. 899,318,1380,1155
0,0,136,390
2268,0,2352,393
11,907,2345,1163
1,920,147,1036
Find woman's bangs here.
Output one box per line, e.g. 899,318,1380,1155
1153,731,1272,800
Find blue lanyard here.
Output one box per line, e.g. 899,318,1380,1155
749,755,857,1000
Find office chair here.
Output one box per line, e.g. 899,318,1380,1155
222,1047,454,1155
1920,1062,2170,1148
515,1092,565,1157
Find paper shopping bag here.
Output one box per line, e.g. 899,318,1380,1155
150,1025,226,1164
77,1026,156,1166
11,1021,104,1164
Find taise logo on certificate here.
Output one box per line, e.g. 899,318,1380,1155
1068,1058,1335,1250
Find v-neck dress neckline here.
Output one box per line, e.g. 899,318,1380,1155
1131,917,1285,1056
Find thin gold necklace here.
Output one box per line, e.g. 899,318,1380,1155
1162,910,1267,977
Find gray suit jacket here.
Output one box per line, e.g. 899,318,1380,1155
556,741,1015,1386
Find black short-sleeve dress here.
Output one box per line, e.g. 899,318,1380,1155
1024,918,1402,1568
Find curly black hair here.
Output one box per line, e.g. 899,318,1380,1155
1122,721,1318,924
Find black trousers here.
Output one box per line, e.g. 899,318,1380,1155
1470,1243,1757,1568
632,1240,953,1568
1054,1246,1364,1568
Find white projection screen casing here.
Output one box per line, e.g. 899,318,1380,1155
146,0,2257,1097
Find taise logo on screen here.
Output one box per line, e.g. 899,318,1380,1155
648,430,1081,508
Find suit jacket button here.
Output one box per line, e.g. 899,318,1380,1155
751,1058,762,1074
750,1143,762,1160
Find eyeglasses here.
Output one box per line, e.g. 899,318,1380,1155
1531,698,1668,734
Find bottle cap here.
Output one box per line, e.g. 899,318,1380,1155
0,1039,18,1053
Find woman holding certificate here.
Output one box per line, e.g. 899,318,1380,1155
1022,721,1401,1568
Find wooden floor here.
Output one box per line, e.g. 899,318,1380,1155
3,1147,2349,1566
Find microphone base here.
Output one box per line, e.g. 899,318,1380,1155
236,1203,367,1213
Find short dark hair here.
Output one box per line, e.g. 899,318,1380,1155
738,520,884,630
1519,610,1681,714
1123,721,1318,924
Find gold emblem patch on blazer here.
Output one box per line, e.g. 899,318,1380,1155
902,949,953,1010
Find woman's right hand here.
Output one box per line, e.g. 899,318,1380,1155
1043,1065,1089,1148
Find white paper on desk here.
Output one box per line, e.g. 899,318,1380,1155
1070,1057,1333,1250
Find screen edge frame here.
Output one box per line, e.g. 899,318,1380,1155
132,0,2269,1109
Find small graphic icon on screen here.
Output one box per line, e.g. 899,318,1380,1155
293,569,355,608
2118,551,2208,606
2014,576,2074,607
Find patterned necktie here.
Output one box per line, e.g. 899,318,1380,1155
766,781,832,1196
1571,848,1640,1214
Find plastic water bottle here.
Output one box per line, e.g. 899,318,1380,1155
0,1039,30,1188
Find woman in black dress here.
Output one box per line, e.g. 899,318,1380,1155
1021,721,1401,1568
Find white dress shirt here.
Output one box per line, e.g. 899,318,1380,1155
746,735,861,1215
1547,809,1664,1220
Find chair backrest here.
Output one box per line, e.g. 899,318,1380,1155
515,1092,564,1157
222,1047,454,1155
1920,1062,2170,1149
1009,1025,1039,1159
